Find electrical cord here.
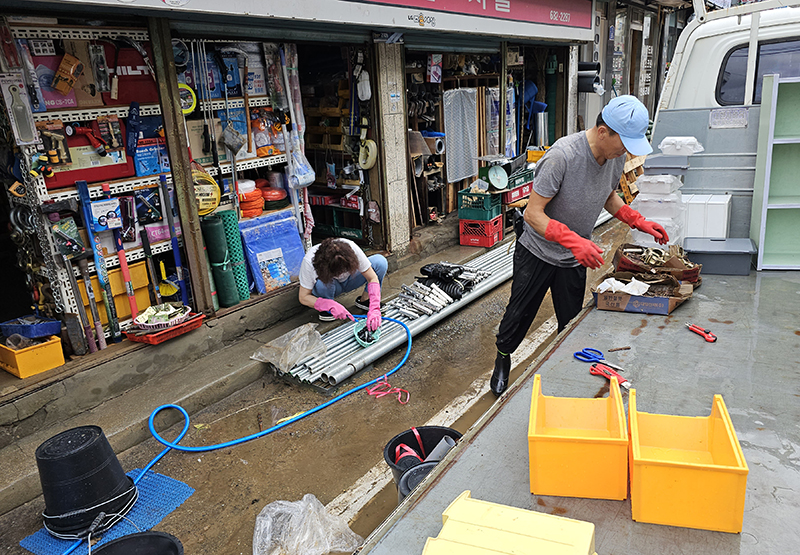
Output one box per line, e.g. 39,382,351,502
59,315,411,555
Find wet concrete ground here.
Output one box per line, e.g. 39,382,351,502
0,221,628,554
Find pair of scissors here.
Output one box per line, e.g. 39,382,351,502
573,348,625,372
590,363,631,390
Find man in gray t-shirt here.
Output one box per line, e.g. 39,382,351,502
490,95,669,396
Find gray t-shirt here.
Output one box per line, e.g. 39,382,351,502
518,131,625,267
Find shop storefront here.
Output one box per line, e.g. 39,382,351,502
0,0,594,374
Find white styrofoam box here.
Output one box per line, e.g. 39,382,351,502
658,136,705,156
630,216,684,248
682,194,731,238
631,192,685,219
635,174,683,194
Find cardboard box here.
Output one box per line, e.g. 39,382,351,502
186,117,227,166
593,271,693,315
613,244,701,283
134,137,170,177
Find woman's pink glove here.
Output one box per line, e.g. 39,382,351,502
615,204,669,245
314,298,354,321
366,282,382,331
544,219,604,269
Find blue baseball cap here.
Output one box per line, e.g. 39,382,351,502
601,95,652,156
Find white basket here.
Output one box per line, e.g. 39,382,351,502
134,307,192,330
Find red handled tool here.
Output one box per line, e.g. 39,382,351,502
590,363,631,390
686,322,717,342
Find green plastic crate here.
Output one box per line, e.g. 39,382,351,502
508,167,535,190
458,188,502,221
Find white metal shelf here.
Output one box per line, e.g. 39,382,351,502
10,25,149,41
32,96,271,123
206,154,287,176
45,173,172,202
33,104,162,123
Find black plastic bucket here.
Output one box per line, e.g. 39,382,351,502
94,532,183,554
35,426,137,537
383,426,461,486
397,461,438,504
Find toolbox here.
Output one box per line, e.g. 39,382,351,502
0,335,65,379
629,390,748,533
683,238,756,275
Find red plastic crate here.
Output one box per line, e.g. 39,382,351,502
459,215,504,248
124,313,205,345
502,182,533,204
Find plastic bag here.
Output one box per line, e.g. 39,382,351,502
253,494,363,555
251,323,326,374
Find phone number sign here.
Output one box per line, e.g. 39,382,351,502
353,0,592,28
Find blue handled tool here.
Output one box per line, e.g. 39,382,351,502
573,347,625,372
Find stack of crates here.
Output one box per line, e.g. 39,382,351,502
457,188,503,247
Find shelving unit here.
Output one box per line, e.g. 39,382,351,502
751,74,800,270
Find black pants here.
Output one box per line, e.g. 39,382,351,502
496,243,586,355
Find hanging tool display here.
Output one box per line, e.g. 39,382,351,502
76,179,122,343
101,182,138,319
686,322,717,343
28,153,54,178
61,253,97,354
158,175,189,306
68,125,108,157
213,49,245,215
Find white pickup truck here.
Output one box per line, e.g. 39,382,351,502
651,0,800,237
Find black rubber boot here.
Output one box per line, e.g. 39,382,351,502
490,351,511,396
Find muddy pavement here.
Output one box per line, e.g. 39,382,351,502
0,221,627,555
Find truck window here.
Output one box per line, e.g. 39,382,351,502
717,39,800,105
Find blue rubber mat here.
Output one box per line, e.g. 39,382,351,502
20,469,194,555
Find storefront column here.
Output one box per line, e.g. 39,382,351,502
374,42,411,255
567,46,579,135
148,17,214,314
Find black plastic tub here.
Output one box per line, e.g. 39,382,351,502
94,532,183,554
383,426,461,486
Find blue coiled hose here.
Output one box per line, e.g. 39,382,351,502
60,315,411,555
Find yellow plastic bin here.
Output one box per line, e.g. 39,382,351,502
528,374,628,500
628,390,748,533
422,490,596,555
0,335,64,379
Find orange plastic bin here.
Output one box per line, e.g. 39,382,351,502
628,390,748,533
528,374,628,500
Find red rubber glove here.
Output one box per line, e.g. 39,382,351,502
544,219,605,269
313,298,354,321
615,204,669,245
366,282,382,332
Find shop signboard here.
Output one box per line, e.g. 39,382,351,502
353,0,592,29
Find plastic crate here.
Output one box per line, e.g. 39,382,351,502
459,215,503,248
458,188,502,221
423,490,596,555
528,374,628,500
508,167,535,189
501,182,533,204
0,335,64,379
629,390,748,533
124,313,205,345
0,316,61,339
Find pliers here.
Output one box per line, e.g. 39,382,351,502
590,363,631,390
686,322,717,342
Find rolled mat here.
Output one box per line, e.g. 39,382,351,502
216,210,250,301
204,248,219,312
201,215,237,308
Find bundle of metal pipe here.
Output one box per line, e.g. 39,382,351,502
281,243,515,388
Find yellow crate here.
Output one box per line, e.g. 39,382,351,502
528,374,628,500
422,490,595,555
77,261,152,324
629,390,748,533
0,335,65,379
526,147,548,163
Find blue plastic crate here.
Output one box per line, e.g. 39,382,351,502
0,317,61,339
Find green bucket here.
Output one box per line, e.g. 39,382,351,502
353,319,381,348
